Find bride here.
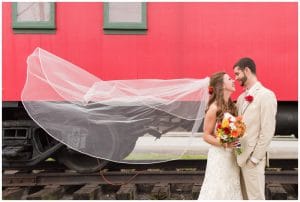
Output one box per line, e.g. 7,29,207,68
198,72,243,200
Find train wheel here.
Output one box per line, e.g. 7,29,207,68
55,147,108,173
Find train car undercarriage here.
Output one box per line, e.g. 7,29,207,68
2,101,298,173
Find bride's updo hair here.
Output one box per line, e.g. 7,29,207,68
206,72,237,122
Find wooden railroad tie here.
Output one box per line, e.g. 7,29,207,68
3,187,26,200
150,183,170,200
73,184,101,200
266,183,288,200
116,184,137,200
26,185,65,200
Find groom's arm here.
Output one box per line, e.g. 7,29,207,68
250,91,277,163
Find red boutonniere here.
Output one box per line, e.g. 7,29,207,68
245,95,254,102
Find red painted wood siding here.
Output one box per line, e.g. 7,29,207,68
2,2,298,101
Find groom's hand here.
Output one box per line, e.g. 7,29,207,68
226,140,239,148
246,159,257,168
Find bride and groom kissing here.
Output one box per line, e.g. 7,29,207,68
198,57,277,200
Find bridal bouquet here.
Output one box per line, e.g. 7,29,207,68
216,112,246,155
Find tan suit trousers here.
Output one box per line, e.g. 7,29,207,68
240,157,266,200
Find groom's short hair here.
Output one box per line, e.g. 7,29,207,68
233,57,256,75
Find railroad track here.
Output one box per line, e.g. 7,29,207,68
3,160,298,200
4,158,298,171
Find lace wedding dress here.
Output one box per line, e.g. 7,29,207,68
198,144,243,200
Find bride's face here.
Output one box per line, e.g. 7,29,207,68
223,74,235,92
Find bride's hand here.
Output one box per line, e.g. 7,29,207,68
224,140,239,148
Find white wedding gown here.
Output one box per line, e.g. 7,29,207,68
198,144,243,200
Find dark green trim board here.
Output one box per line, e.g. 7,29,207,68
103,2,147,34
104,30,147,35
13,29,56,34
12,2,56,33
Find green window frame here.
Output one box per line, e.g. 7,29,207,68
103,2,147,34
12,2,56,33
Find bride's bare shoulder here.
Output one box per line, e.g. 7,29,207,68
207,102,218,114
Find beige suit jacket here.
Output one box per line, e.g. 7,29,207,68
236,82,277,167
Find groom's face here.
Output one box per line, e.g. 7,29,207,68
233,66,247,87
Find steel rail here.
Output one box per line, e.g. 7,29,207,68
3,159,298,171
3,170,297,187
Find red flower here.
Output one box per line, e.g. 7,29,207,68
224,127,231,134
245,95,254,102
208,86,214,95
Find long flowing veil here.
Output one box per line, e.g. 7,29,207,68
22,47,210,163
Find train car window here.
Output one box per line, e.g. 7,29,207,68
12,2,56,34
103,2,147,35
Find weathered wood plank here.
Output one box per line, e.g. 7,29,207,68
73,184,101,200
150,183,170,200
192,183,201,200
26,185,65,200
3,187,25,200
116,184,136,200
266,183,287,200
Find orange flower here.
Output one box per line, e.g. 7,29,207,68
236,116,243,121
236,128,242,135
231,130,239,138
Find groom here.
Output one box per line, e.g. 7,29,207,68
233,57,277,200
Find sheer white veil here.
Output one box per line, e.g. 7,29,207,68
22,47,210,163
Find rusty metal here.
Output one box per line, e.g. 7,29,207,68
3,159,206,172
3,169,297,187
4,158,297,172
3,170,202,187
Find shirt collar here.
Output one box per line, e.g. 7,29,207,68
245,81,260,95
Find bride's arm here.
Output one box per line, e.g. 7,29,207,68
202,104,223,147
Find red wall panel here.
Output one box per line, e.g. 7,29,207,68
2,2,298,101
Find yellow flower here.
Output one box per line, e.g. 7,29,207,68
221,118,229,128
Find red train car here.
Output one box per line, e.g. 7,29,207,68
2,2,298,172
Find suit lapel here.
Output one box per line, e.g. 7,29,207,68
241,102,251,115
241,83,262,115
